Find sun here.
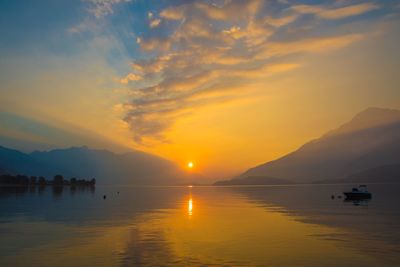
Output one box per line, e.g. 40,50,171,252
187,162,194,169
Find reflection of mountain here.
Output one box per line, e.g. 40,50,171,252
0,146,188,185
219,108,400,185
226,184,400,263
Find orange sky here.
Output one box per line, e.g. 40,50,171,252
1,1,400,179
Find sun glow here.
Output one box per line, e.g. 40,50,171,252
187,162,194,169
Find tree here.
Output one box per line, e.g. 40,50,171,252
17,175,29,185
70,177,77,185
30,176,37,185
39,176,46,185
90,178,96,185
53,175,64,185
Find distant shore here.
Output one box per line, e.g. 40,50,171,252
0,174,95,186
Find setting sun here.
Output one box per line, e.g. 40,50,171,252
1,0,399,266
187,162,194,169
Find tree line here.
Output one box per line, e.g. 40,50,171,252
0,174,96,186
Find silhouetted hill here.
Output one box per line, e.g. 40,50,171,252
345,164,400,183
324,107,400,137
0,146,46,175
0,146,189,185
317,164,400,184
226,107,400,184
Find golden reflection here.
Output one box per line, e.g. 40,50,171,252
188,197,193,217
187,186,194,217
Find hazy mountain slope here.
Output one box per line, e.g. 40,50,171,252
0,146,187,185
214,176,292,186
345,164,400,183
0,146,47,175
237,107,400,183
317,164,400,184
324,107,400,137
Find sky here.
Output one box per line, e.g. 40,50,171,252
0,0,400,179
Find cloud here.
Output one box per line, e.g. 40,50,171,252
292,3,379,20
194,0,262,21
149,18,161,28
160,6,185,20
264,15,298,27
69,0,131,33
138,37,172,51
87,0,131,19
120,1,380,143
120,73,142,84
256,33,364,59
68,18,99,33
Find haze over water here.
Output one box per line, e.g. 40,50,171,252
1,184,399,267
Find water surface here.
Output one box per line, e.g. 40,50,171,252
0,184,399,266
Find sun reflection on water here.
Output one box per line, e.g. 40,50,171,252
188,197,193,217
187,185,194,217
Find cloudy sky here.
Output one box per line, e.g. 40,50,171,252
1,0,400,178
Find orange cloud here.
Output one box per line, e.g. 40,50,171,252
120,73,142,84
257,34,364,59
292,3,378,20
121,1,380,144
160,6,185,20
149,18,161,28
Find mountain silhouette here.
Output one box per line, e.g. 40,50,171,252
0,146,189,185
218,107,400,185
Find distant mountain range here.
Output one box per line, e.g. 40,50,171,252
0,146,192,185
2,107,400,186
217,107,400,185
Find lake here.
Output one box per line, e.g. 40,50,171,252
1,184,399,266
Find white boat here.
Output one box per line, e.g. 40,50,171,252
343,185,372,199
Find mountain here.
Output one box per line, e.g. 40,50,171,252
318,164,400,184
0,146,190,185
219,107,400,185
214,176,292,186
0,146,46,175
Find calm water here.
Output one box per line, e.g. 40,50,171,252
1,184,400,266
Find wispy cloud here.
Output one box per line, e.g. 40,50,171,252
291,3,379,20
149,18,161,28
118,0,382,143
68,0,131,33
120,73,142,84
87,0,131,18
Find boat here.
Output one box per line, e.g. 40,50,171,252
343,185,372,199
